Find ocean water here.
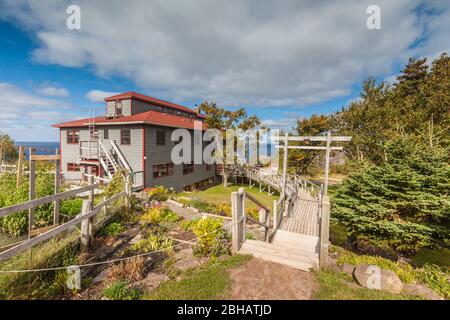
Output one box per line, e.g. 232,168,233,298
15,141,60,159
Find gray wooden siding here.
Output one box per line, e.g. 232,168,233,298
60,123,214,191
131,99,161,115
60,127,86,181
60,125,144,186
144,125,216,191
106,99,132,116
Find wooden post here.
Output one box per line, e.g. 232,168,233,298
124,174,130,209
53,149,61,225
281,133,288,199
16,145,24,187
272,200,277,231
319,195,330,268
80,199,93,249
231,189,245,251
28,148,35,228
324,131,331,196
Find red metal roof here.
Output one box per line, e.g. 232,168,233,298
105,91,202,116
52,110,208,130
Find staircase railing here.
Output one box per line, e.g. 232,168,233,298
98,141,119,175
231,187,271,250
110,140,132,172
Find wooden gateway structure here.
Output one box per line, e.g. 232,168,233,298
230,132,351,271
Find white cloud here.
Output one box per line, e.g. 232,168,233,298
35,86,69,97
85,90,119,103
0,82,78,141
0,0,449,109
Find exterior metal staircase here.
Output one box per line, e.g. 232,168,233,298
80,140,132,180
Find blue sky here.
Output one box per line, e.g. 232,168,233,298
0,0,448,141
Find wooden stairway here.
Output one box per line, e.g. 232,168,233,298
239,230,319,271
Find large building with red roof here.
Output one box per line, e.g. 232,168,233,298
53,92,216,191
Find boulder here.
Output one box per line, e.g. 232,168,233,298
134,272,169,290
173,248,209,271
403,283,444,300
341,263,355,275
326,258,341,273
92,270,107,284
129,233,143,245
353,264,403,294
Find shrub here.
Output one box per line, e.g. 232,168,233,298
99,222,126,237
185,217,231,257
246,207,259,221
60,198,83,217
131,233,174,253
140,206,180,225
140,207,163,225
0,172,54,236
332,137,450,253
147,186,170,201
216,202,232,216
103,280,141,300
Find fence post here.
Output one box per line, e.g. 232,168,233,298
231,189,244,251
272,200,277,231
81,199,93,249
319,195,330,268
28,148,35,228
53,149,61,225
124,174,131,209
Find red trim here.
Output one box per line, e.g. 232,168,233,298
53,110,208,130
104,91,196,115
142,125,146,188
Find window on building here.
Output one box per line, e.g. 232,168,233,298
121,129,131,145
115,100,122,116
153,163,174,178
67,163,80,172
156,130,166,145
183,163,194,175
90,128,98,141
67,129,80,144
104,129,109,139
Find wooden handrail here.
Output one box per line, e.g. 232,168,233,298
244,191,271,213
0,184,100,218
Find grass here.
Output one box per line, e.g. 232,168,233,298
178,183,278,211
144,254,251,300
314,269,421,300
412,248,450,269
0,230,80,299
334,246,450,298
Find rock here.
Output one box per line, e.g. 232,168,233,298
129,233,143,245
353,264,403,294
326,258,341,273
341,263,355,275
93,270,107,284
173,248,208,271
134,272,169,290
403,283,444,300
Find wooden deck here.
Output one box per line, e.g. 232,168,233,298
279,190,320,237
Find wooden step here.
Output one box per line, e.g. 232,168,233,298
245,239,318,261
272,230,319,252
239,241,317,271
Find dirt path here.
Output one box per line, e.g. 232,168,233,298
226,258,317,300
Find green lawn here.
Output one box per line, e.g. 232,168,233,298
178,183,279,211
